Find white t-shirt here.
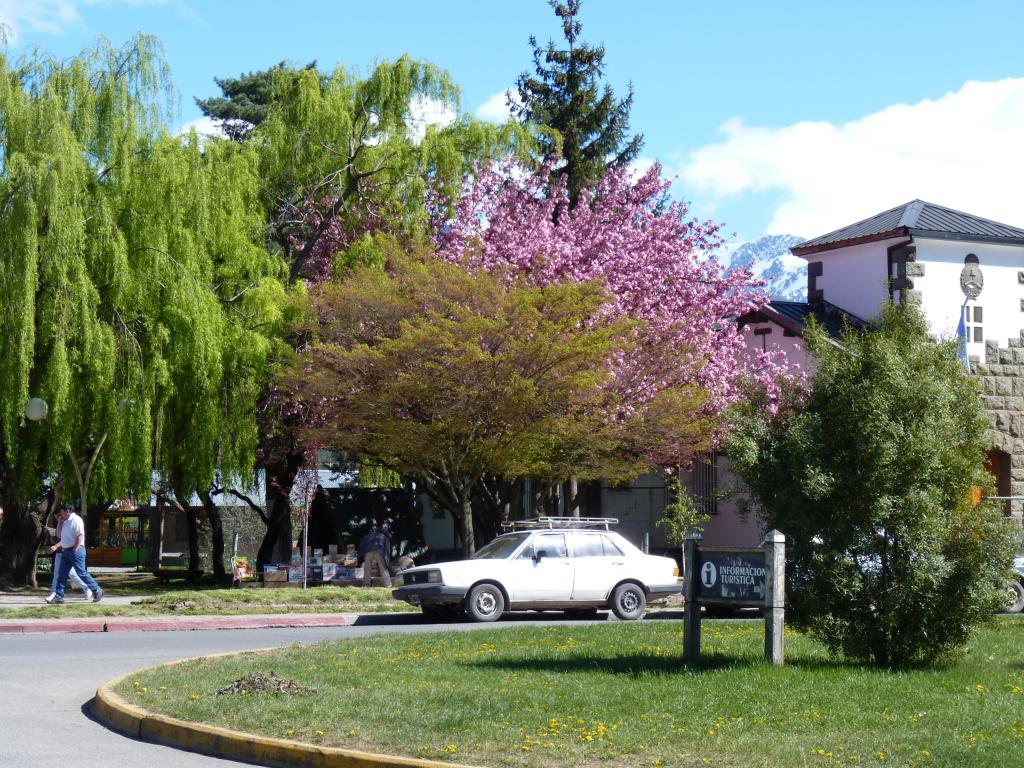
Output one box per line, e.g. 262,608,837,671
59,512,85,549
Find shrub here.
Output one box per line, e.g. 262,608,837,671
728,303,1017,666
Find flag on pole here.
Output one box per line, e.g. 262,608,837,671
955,297,971,373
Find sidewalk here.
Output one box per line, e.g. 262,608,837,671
0,592,357,635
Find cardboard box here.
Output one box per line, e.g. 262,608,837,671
263,570,287,583
333,566,355,581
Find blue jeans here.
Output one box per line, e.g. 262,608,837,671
54,547,100,599
50,551,86,593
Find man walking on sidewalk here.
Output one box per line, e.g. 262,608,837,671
46,503,102,605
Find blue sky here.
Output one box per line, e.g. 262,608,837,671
4,0,1024,243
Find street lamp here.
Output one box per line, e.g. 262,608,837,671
25,397,48,422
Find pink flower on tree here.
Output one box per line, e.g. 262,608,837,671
434,163,790,445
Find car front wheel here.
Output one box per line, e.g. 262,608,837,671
466,583,505,622
610,583,646,620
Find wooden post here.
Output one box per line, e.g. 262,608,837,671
682,530,702,664
763,529,785,666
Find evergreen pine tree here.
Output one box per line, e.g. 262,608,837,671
512,0,644,207
195,61,317,141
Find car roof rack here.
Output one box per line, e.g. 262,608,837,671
502,516,619,531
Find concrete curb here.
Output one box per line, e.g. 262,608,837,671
0,613,356,635
94,658,481,768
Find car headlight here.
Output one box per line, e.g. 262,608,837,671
426,569,442,584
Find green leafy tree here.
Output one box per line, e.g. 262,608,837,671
0,36,283,584
278,237,711,555
512,0,644,207
727,303,1017,666
219,57,528,567
195,61,317,142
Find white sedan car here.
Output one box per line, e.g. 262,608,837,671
392,520,681,622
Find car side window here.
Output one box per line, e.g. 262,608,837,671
568,532,605,558
600,535,624,556
533,532,568,558
516,541,535,560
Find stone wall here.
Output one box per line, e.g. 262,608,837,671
973,339,1024,523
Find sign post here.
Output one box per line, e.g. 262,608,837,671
682,531,702,663
763,529,785,665
683,529,785,666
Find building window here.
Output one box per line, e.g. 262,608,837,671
687,454,718,517
965,303,983,344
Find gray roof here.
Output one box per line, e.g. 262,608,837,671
738,300,868,341
792,200,1024,254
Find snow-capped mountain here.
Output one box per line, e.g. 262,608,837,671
725,234,807,302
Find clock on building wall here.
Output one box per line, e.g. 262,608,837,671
960,254,983,299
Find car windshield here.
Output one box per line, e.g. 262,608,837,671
472,532,531,560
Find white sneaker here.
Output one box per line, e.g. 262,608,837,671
44,592,56,603
83,590,93,602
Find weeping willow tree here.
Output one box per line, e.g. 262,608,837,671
0,36,285,585
208,56,530,567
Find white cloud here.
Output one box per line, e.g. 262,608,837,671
627,155,657,181
475,89,519,123
407,95,456,142
680,78,1024,238
0,0,169,42
0,0,82,40
175,116,225,139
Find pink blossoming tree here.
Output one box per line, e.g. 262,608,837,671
435,163,788,467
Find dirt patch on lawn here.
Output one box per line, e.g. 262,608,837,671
216,672,314,696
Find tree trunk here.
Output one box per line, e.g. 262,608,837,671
0,478,61,588
564,477,579,517
149,495,164,570
200,488,226,578
0,495,44,587
255,452,302,570
459,493,475,558
186,501,201,572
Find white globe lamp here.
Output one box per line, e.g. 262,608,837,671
25,397,49,422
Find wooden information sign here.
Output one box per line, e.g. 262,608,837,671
683,529,785,665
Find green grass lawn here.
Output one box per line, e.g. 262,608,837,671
114,616,1024,768
0,583,413,619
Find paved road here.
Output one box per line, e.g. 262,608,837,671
0,611,638,768
0,613,522,768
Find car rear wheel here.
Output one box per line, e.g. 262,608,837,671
466,583,505,622
610,583,646,620
1006,579,1024,613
